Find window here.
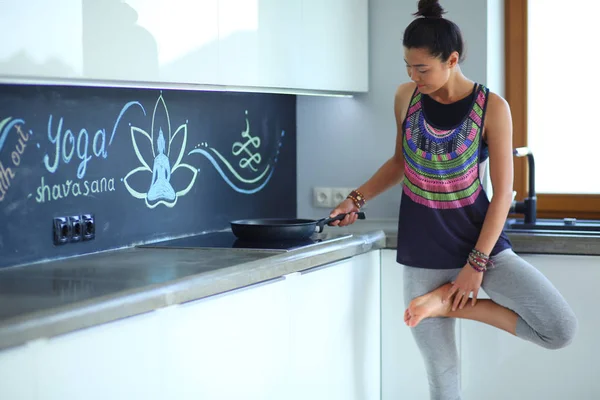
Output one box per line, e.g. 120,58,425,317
505,0,600,219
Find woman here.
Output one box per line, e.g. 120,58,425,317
329,1,578,398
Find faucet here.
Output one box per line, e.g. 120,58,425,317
509,147,537,224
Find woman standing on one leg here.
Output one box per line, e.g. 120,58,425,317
329,1,578,398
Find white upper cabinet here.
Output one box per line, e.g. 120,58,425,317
256,0,305,90
191,0,370,92
218,0,304,89
217,0,261,87
297,0,369,92
0,0,368,94
156,0,220,85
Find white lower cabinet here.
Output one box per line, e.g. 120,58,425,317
288,250,381,400
164,249,381,400
461,254,600,400
0,250,381,400
0,341,36,400
163,277,292,400
9,306,167,400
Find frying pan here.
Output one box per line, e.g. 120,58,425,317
230,212,366,241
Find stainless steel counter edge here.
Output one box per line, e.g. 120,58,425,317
0,231,386,351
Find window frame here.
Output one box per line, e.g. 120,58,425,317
505,0,600,219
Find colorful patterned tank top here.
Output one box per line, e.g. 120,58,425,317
396,83,512,270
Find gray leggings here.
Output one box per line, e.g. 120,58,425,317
403,249,578,400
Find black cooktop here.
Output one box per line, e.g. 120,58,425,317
138,231,353,252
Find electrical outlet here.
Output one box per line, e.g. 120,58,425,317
331,187,352,205
53,214,95,245
82,214,95,241
69,216,82,242
53,217,69,246
313,187,333,208
332,187,368,209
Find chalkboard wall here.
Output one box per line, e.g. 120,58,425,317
0,84,296,269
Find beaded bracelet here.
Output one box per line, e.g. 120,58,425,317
467,248,493,272
347,189,366,209
468,258,486,272
471,248,489,259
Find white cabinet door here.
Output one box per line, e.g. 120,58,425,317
298,0,369,92
218,0,304,89
256,0,303,89
218,0,368,92
0,342,36,400
381,249,432,400
461,254,600,400
156,0,220,85
164,278,291,400
218,0,260,86
289,251,381,400
83,0,220,84
1,277,290,400
34,309,166,400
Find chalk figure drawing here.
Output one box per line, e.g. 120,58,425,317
123,94,197,208
147,130,175,202
124,93,285,208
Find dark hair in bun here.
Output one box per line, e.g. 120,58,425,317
414,0,446,18
403,0,465,63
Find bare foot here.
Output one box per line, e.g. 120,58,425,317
405,283,454,328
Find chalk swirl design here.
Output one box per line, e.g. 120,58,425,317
231,114,262,171
188,112,285,195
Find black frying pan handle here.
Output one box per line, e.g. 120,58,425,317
316,212,366,233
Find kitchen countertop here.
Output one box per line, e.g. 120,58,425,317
331,220,600,257
0,230,385,351
0,219,598,351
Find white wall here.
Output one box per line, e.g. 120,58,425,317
297,0,505,219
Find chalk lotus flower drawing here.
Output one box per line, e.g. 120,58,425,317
123,93,197,208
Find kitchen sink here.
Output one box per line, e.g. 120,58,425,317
505,218,600,236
